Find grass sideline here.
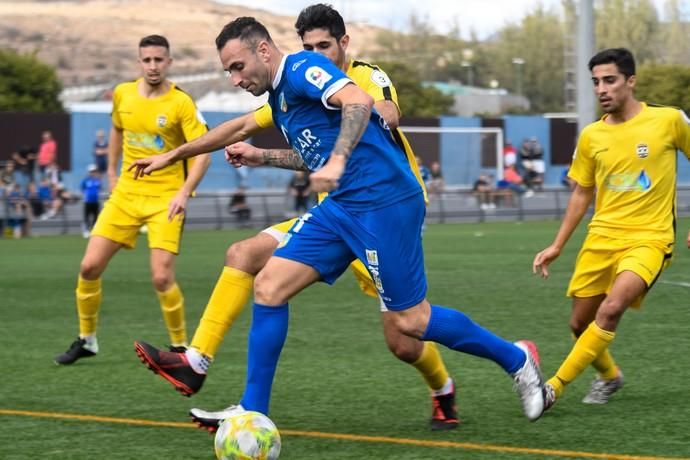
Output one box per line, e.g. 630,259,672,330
2,219,690,460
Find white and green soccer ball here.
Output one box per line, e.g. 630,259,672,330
214,411,281,460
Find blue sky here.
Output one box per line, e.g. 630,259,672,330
218,0,675,39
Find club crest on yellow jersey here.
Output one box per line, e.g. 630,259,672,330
636,143,649,159
156,115,168,127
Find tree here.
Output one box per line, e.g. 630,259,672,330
595,0,660,63
0,48,63,112
634,63,690,114
374,60,455,117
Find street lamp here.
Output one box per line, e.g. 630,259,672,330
512,57,525,96
461,48,474,87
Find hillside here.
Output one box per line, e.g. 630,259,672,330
0,0,385,88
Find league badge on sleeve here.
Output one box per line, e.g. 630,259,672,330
370,69,391,87
305,66,332,90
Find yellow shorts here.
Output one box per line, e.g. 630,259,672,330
262,217,381,304
91,189,184,254
567,232,673,308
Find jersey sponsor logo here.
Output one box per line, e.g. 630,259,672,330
291,58,307,71
305,66,332,90
196,109,207,125
156,115,168,127
636,143,649,159
604,170,651,192
124,132,165,151
370,69,391,87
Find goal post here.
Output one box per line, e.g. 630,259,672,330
398,126,505,185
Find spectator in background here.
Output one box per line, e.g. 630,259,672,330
93,129,109,174
37,176,54,218
503,139,517,168
473,173,496,210
26,181,45,219
37,130,57,177
12,145,37,184
228,186,251,226
428,161,444,195
43,160,62,185
288,170,311,215
41,182,72,220
519,137,545,192
81,164,103,238
6,182,29,238
416,156,431,188
1,160,18,187
497,164,531,205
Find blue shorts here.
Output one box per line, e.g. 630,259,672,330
274,193,427,311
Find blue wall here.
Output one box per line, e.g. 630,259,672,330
67,111,690,190
66,110,293,192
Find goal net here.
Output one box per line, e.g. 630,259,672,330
399,126,505,186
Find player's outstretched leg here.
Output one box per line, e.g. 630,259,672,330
417,304,546,421
134,340,207,396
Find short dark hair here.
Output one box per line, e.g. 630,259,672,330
588,48,636,79
139,35,170,51
215,17,273,51
295,3,346,40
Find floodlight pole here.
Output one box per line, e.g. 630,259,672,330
577,0,596,134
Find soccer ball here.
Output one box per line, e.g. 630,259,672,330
214,411,281,460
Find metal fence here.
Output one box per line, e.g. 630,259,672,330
5,186,690,238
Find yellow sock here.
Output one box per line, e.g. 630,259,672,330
550,322,615,398
156,282,186,346
412,342,450,392
190,266,254,358
572,333,619,381
76,275,102,336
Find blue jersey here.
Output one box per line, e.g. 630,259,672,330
81,176,102,203
268,51,421,211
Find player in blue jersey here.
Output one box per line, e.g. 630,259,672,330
130,17,546,421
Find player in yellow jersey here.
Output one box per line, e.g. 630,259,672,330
133,5,459,431
532,48,690,414
54,35,211,365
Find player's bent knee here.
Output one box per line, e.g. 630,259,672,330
384,331,423,362
253,274,287,306
225,236,275,275
79,258,104,279
568,318,589,336
151,273,174,292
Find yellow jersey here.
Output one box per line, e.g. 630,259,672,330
112,78,208,196
569,103,690,242
253,58,428,203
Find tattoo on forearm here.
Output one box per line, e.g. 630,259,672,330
261,149,308,171
332,103,370,160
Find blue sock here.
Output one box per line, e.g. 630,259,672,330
421,305,525,374
240,302,289,415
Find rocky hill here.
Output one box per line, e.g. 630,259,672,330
0,0,385,89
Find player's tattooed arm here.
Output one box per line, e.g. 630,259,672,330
331,103,370,161
261,148,309,171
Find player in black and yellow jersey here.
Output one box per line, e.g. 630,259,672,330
533,48,690,413
55,35,211,365
134,5,459,431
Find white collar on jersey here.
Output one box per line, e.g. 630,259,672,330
272,54,288,90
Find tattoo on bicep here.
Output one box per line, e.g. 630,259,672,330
332,103,370,160
261,149,308,171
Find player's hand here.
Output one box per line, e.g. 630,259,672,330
310,155,345,193
532,245,561,279
224,142,264,168
128,151,175,179
168,189,189,222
